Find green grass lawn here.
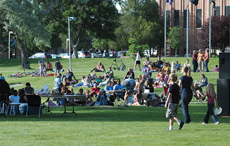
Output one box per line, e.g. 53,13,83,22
0,57,229,145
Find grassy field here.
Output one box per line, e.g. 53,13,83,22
0,57,229,145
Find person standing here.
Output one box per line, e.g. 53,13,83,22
134,51,141,71
192,50,198,72
204,49,210,72
179,67,195,123
55,59,61,77
198,49,205,72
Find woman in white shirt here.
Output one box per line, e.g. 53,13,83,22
134,51,142,71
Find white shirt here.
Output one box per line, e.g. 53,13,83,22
9,95,20,103
136,53,141,61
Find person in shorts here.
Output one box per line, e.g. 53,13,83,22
134,51,141,71
164,73,184,130
91,62,106,72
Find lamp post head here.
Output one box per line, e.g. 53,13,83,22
69,17,76,21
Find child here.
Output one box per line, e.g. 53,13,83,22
164,73,184,130
196,83,220,125
214,65,219,72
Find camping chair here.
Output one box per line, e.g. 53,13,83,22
26,95,42,117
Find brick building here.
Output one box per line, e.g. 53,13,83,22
157,0,230,56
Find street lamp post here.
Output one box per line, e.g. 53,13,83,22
68,17,76,71
66,39,69,53
209,0,215,58
8,31,13,59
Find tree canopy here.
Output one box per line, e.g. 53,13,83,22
168,26,184,56
197,15,230,52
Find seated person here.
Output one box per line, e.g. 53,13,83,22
0,73,6,81
124,68,135,79
90,73,97,80
9,90,20,103
134,78,140,90
91,83,100,97
156,69,164,82
150,63,157,72
63,69,77,83
144,68,152,79
18,89,27,103
133,80,145,105
74,89,85,104
214,65,219,72
162,62,171,73
24,82,35,95
91,62,106,72
92,75,103,86
46,62,53,71
154,56,164,69
54,73,62,93
144,80,154,93
113,79,125,100
105,67,114,79
194,83,204,99
175,61,181,71
110,78,117,87
74,76,86,87
98,76,110,87
123,90,134,106
84,89,94,106
143,57,152,67
82,74,92,87
94,89,107,106
184,59,191,69
104,81,115,101
198,74,208,87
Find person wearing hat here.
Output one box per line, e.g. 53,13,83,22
91,62,106,72
143,57,152,68
0,73,5,81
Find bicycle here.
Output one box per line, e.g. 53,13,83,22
110,58,127,72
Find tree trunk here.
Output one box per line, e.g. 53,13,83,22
175,49,177,57
18,38,30,68
73,37,80,58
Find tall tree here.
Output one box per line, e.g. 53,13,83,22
0,0,51,68
168,26,184,56
38,0,121,58
197,15,230,52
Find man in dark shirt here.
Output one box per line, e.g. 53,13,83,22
124,68,135,79
155,56,164,68
24,82,35,95
165,73,184,130
64,69,76,82
55,59,61,76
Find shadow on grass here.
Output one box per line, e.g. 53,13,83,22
1,105,229,123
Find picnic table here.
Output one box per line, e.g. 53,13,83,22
40,93,86,116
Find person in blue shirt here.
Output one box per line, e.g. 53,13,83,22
175,61,181,71
105,81,114,99
0,73,5,81
113,79,125,100
54,73,62,92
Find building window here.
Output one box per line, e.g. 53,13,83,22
196,9,202,28
166,10,170,27
174,10,179,26
215,6,220,16
225,6,230,16
183,10,189,29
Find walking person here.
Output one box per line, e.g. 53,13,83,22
134,51,141,71
55,59,61,77
204,49,210,72
179,66,196,123
192,50,198,72
196,83,220,125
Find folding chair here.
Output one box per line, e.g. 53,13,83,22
26,95,42,117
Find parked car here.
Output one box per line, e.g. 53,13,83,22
46,53,52,58
58,53,70,58
29,52,46,59
118,51,126,57
78,51,91,58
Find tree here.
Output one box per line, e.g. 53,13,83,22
38,0,121,58
109,0,164,55
197,15,230,52
0,0,51,68
168,26,184,56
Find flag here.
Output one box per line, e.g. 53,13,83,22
166,0,173,5
189,0,199,6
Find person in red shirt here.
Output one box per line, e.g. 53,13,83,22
204,49,210,72
90,83,100,97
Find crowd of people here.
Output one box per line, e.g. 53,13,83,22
1,53,221,129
